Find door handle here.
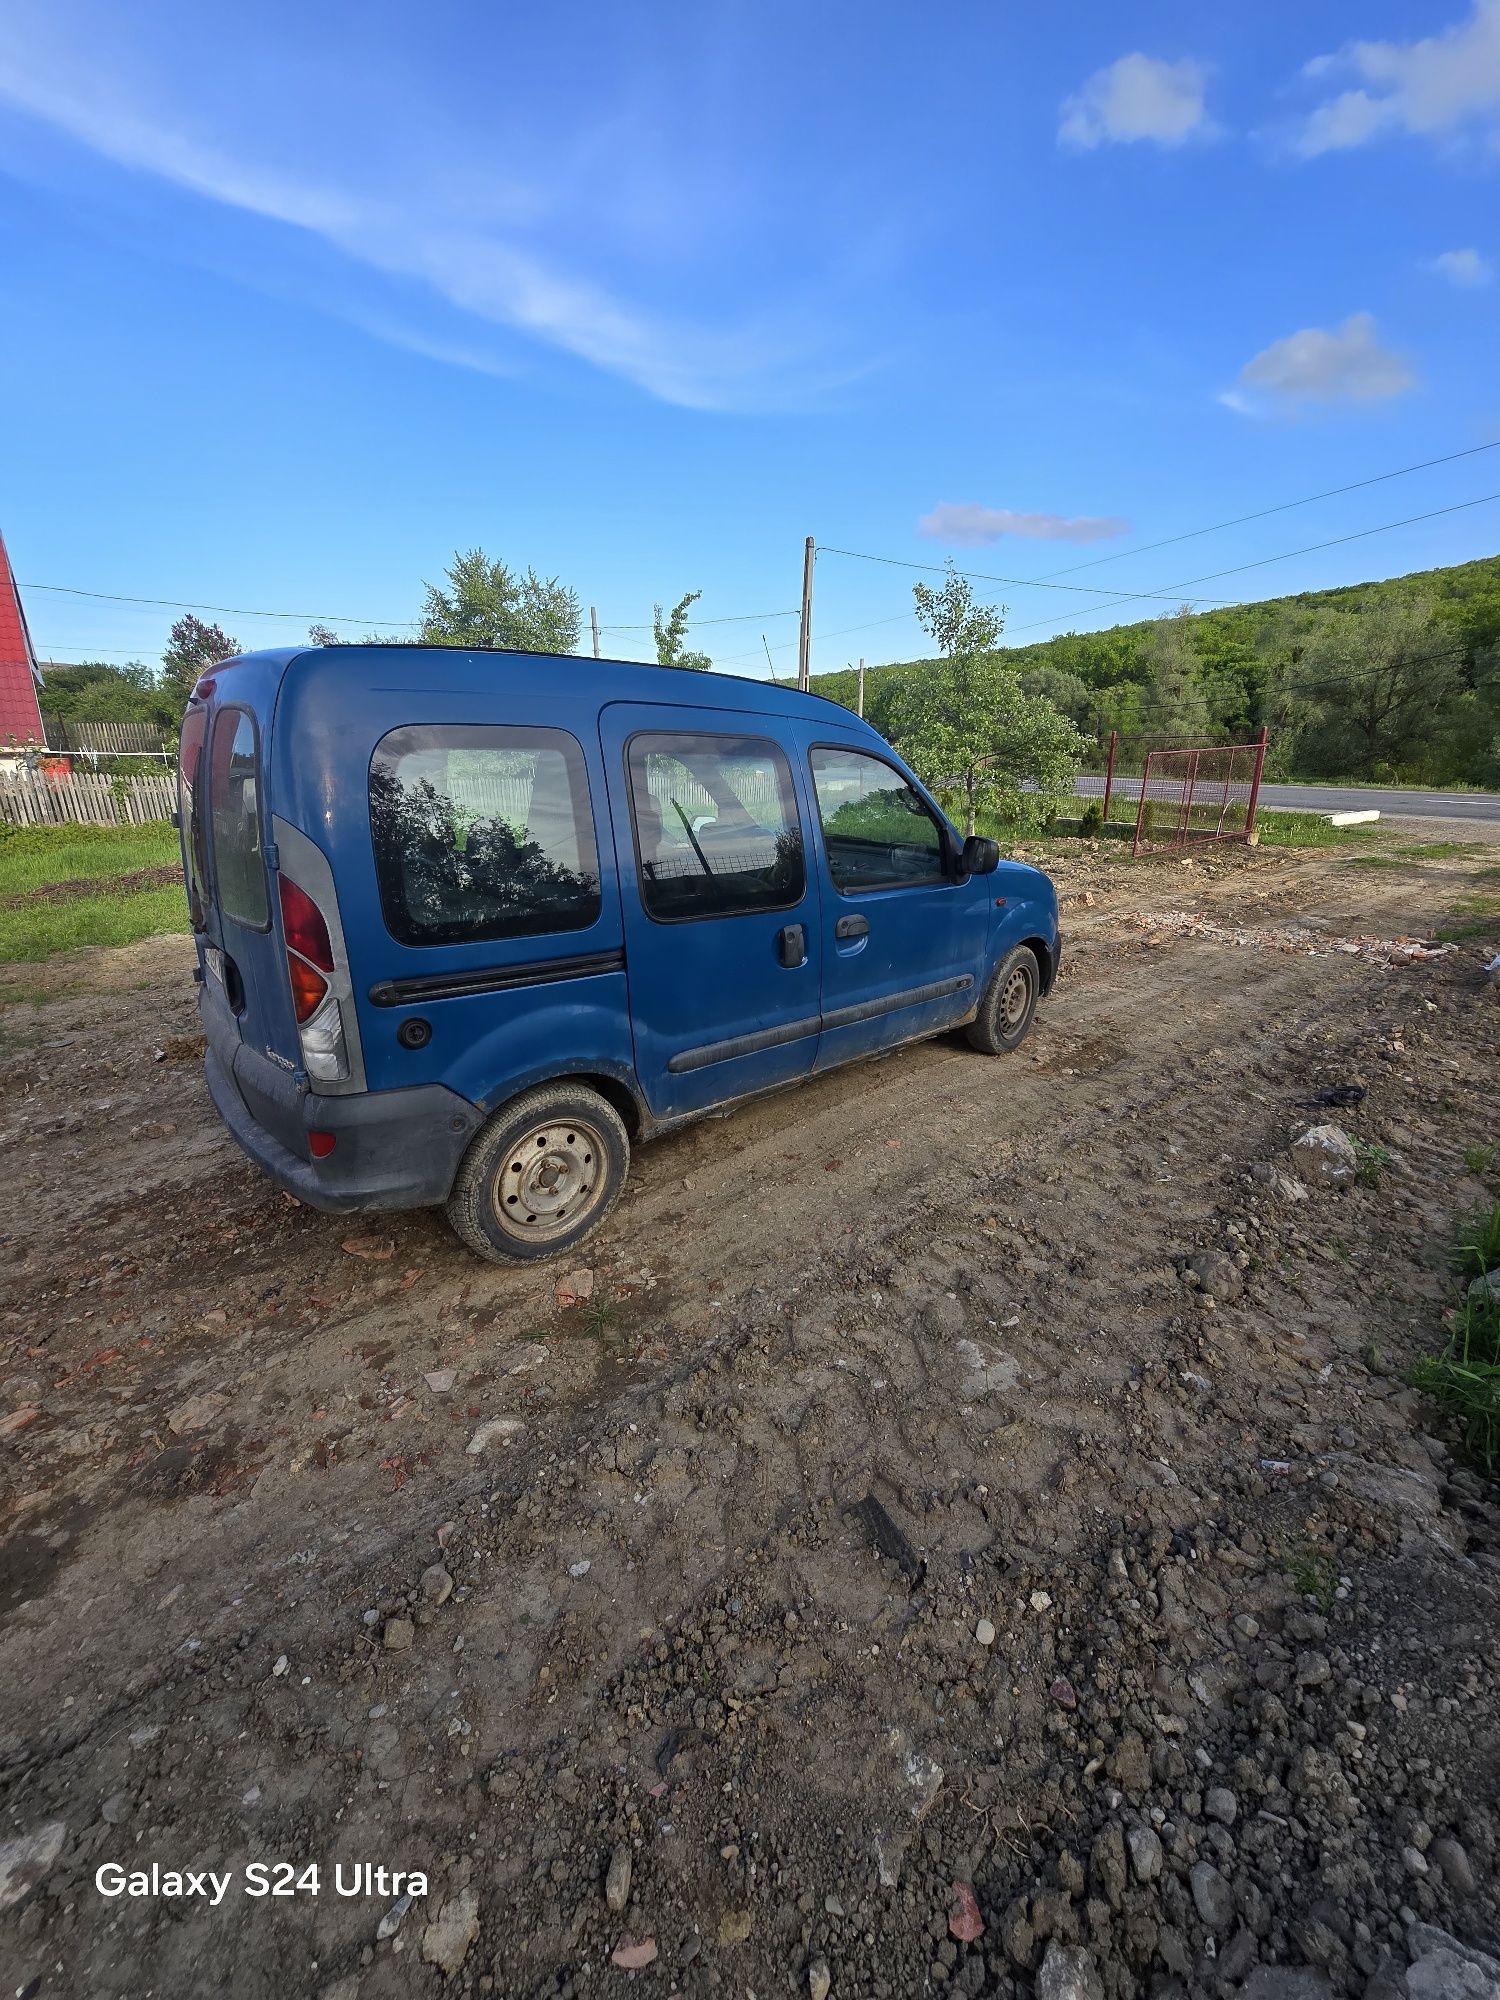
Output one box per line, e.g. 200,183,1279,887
777,923,807,968
834,914,869,941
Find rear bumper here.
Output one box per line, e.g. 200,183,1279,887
205,1044,483,1214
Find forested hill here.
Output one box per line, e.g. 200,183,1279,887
812,552,1500,786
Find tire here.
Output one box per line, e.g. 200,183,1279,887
965,944,1041,1055
445,1082,630,1264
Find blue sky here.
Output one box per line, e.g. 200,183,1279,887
0,0,1498,677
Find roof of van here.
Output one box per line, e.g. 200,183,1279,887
212,645,866,724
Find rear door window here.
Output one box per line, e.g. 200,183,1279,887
809,746,947,892
177,705,209,930
370,725,601,947
627,732,804,922
209,708,270,929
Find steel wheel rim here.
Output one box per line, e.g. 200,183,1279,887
491,1117,607,1242
1000,964,1033,1030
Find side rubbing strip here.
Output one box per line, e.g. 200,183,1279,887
819,973,973,1034
667,974,973,1074
667,1014,822,1075
369,949,624,1008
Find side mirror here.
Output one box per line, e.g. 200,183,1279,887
961,834,1001,876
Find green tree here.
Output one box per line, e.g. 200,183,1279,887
1020,663,1093,728
653,590,713,672
161,616,240,709
1282,595,1465,779
889,563,1083,835
419,549,580,654
910,561,1004,656
37,661,174,728
1135,610,1211,741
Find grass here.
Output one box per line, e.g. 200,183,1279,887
0,821,179,895
0,887,189,964
1464,1144,1499,1180
1029,806,1381,856
1411,1203,1500,1478
0,822,188,965
1389,840,1478,860
1253,810,1380,851
1434,892,1500,944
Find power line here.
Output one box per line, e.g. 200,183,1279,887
599,607,800,632
1029,438,1500,583
1004,490,1500,639
23,575,802,645
21,581,422,627
817,544,1235,608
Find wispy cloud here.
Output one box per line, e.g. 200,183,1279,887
0,39,858,412
1289,1,1500,157
1429,246,1495,287
918,503,1130,547
1059,54,1216,150
1221,313,1417,417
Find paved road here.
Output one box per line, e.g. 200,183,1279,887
1075,774,1500,822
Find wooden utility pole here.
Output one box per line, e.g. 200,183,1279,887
589,606,601,658
796,537,814,692
857,657,865,718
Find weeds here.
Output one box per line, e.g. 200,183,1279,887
1351,1138,1392,1187
582,1296,626,1342
1456,1205,1500,1279
1464,1144,1498,1180
1411,1203,1500,1477
1281,1542,1338,1612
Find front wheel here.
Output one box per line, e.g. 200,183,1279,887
965,945,1041,1055
445,1082,630,1263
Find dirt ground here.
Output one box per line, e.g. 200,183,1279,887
2,828,1499,2000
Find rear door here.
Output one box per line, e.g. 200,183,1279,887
796,736,990,1070
599,703,822,1123
203,702,300,1071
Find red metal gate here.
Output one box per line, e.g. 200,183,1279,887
1133,730,1268,856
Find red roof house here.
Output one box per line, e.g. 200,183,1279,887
0,530,46,750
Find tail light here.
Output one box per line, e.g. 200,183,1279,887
278,874,349,1083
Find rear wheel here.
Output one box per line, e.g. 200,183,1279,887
445,1082,630,1263
965,944,1041,1055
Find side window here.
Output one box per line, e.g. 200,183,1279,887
628,732,804,922
208,708,269,928
370,725,601,947
810,747,947,894
177,705,209,930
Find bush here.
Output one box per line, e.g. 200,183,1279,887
1079,800,1104,838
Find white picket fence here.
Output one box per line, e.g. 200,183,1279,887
0,769,178,827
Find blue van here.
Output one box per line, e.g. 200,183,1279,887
178,647,1060,1262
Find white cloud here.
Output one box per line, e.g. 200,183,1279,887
0,37,853,412
1221,313,1418,416
1429,246,1494,286
918,504,1130,547
1291,1,1500,156
1059,54,1215,150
